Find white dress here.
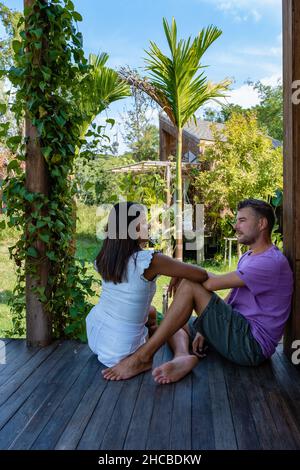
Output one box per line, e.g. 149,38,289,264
86,249,157,367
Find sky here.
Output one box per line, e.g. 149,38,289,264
3,0,283,153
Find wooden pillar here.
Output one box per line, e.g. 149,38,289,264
283,0,300,358
25,0,52,347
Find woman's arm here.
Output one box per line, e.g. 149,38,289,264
143,252,208,283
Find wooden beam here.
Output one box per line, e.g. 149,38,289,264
24,0,52,346
283,0,300,358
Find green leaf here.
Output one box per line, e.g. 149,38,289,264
12,40,22,54
73,11,83,21
0,220,6,230
42,147,52,159
51,154,61,164
54,115,66,127
7,136,22,150
31,28,43,39
27,247,38,258
106,118,115,128
36,220,47,229
67,0,75,10
41,67,51,81
0,103,7,114
38,233,50,243
7,160,20,172
24,192,35,202
46,251,57,261
84,182,94,191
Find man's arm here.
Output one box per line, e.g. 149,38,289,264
203,271,245,291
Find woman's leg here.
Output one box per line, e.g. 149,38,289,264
102,280,212,380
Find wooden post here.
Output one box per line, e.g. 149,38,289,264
165,161,172,256
282,0,300,359
25,0,52,347
228,239,232,268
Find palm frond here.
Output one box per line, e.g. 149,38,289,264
144,17,230,128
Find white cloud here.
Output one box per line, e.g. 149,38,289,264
260,73,282,86
202,70,282,113
226,84,260,107
203,0,281,22
240,46,281,58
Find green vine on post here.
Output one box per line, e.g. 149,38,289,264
1,0,98,341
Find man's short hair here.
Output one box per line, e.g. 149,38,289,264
237,199,276,235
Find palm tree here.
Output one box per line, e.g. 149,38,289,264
120,18,230,260
77,52,131,146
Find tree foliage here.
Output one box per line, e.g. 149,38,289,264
122,86,159,161
1,0,100,340
251,80,283,141
193,112,283,236
202,80,283,142
0,2,22,70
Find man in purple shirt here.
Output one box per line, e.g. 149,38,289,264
102,199,293,383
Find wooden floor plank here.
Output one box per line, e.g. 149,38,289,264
191,357,215,450
207,352,237,450
100,373,144,450
237,364,285,450
0,338,13,352
222,358,260,450
0,343,41,387
0,341,81,431
254,358,300,449
0,341,60,407
0,340,299,451
55,364,108,450
0,382,58,449
0,341,38,379
77,378,125,450
145,346,175,450
12,348,96,450
170,373,192,450
123,346,165,450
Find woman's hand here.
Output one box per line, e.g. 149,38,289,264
192,332,207,358
168,277,182,298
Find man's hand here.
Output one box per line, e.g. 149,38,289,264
192,332,207,358
168,277,182,298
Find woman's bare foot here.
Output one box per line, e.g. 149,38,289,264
152,354,199,384
102,353,152,380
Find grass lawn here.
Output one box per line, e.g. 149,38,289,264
0,203,237,337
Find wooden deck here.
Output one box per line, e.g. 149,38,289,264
0,338,300,450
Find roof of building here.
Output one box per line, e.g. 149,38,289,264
159,113,282,148
184,118,226,142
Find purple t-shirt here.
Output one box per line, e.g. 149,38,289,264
227,245,293,358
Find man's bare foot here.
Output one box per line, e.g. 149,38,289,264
152,354,199,384
102,353,152,381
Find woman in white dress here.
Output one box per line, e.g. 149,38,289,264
86,202,208,368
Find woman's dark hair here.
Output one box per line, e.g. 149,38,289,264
95,202,146,283
237,199,275,235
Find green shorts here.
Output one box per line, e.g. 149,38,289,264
189,292,266,366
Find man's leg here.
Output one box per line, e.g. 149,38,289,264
145,305,158,337
102,280,212,380
152,325,199,384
